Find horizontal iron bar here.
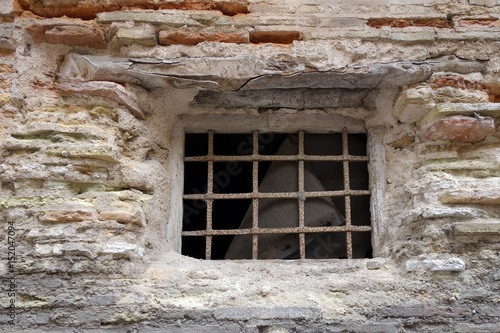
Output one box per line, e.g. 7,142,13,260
184,154,369,162
182,225,372,236
183,190,370,200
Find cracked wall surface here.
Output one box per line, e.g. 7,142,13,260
1,0,500,332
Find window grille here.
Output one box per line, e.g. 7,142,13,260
182,129,372,260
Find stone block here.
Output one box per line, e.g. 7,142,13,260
453,221,500,235
39,209,97,223
45,145,120,163
469,0,498,6
113,26,157,46
422,115,495,143
453,323,500,332
191,13,233,26
440,189,500,205
380,305,471,318
101,242,144,258
97,11,201,27
420,103,500,128
53,242,98,259
406,258,466,272
390,31,435,44
437,31,500,40
98,210,146,227
393,86,433,123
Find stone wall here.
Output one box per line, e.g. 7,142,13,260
1,0,500,332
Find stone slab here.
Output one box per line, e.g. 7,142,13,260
380,305,471,318
440,189,500,205
214,307,323,321
193,88,370,109
453,221,500,235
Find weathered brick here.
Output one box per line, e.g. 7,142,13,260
459,18,500,27
422,116,495,143
57,81,145,119
441,189,500,205
101,242,144,258
39,209,97,223
250,31,302,44
27,24,106,48
159,30,249,45
453,221,500,236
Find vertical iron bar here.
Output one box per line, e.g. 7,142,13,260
206,130,214,260
298,131,306,259
342,128,353,259
252,130,259,259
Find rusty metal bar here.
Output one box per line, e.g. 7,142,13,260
252,130,259,260
185,155,369,162
206,130,215,260
342,128,353,259
182,225,372,236
298,130,306,259
184,190,370,200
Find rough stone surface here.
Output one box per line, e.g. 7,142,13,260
113,26,157,46
422,115,495,143
57,81,145,119
406,258,466,272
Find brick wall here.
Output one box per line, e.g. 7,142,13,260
1,0,500,332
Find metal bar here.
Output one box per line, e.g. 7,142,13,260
182,225,372,236
298,130,305,259
185,155,369,162
252,130,259,260
342,128,353,259
183,190,370,200
206,130,214,260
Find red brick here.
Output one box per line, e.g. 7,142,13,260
422,116,495,143
159,31,205,46
430,75,489,92
27,24,106,48
459,19,500,27
250,31,302,44
18,0,249,19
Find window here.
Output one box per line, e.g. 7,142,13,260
182,129,372,260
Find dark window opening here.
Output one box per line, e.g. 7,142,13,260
182,130,372,260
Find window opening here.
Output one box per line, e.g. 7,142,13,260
182,129,372,260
